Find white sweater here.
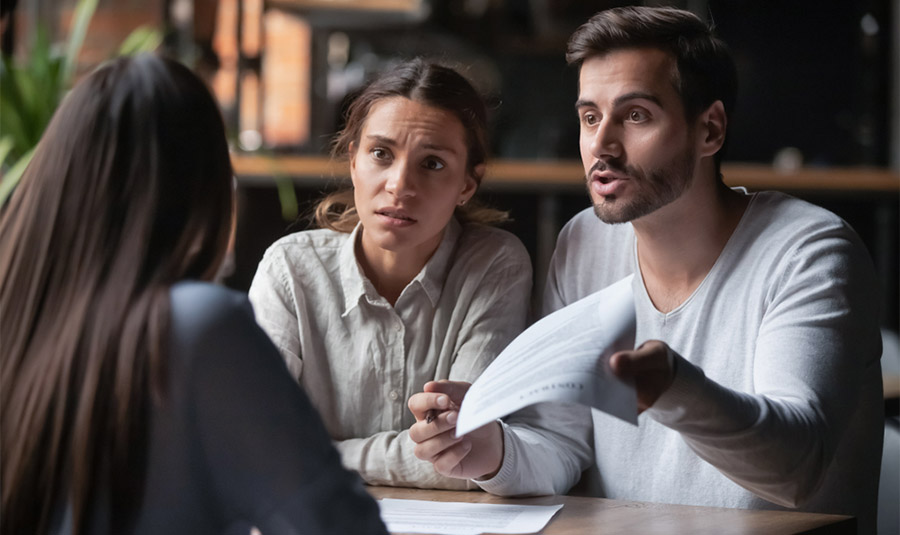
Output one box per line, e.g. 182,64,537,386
478,191,883,534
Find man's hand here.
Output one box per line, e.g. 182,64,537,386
609,340,675,413
407,380,504,480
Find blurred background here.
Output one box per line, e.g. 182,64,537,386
1,2,899,532
1,0,897,324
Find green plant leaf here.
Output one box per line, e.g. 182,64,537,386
0,146,35,208
63,0,99,83
0,137,14,169
118,26,163,56
275,176,299,221
0,65,32,159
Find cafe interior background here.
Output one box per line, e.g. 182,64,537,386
1,1,898,531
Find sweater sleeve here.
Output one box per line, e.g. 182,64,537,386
475,402,594,496
336,251,534,490
472,221,596,497
645,223,883,508
175,287,387,534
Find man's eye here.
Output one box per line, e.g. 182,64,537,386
628,110,648,122
422,158,445,170
582,113,598,126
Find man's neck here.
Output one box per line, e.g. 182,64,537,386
632,180,749,313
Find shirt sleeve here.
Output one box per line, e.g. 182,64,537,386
475,402,594,496
247,249,303,379
179,289,387,534
644,223,883,508
337,246,534,489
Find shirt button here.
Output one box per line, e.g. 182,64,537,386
388,390,399,401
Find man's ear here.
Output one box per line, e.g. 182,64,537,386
698,100,726,158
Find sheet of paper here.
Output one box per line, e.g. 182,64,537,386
378,498,563,535
457,274,637,437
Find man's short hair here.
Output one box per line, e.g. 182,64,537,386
567,6,738,174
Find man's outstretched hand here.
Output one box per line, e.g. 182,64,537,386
609,340,675,413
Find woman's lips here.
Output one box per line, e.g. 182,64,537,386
375,209,417,226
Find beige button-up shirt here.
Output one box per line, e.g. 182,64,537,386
248,218,532,489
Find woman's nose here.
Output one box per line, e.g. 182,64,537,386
384,164,416,198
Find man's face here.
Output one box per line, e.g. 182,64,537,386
577,48,698,224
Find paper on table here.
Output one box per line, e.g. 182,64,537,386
378,498,563,535
456,274,637,437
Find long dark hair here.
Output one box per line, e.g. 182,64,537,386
0,54,233,534
315,58,507,231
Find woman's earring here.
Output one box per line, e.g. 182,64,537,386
458,199,467,206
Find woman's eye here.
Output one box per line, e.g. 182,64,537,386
371,148,390,160
422,158,445,171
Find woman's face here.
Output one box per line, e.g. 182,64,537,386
351,96,477,263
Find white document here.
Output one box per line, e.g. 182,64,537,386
378,498,563,535
456,274,637,437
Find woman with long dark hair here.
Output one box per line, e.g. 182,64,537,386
0,54,386,535
249,59,532,489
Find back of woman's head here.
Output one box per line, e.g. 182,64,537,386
3,53,233,285
0,53,233,535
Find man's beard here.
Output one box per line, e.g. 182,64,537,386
587,148,696,224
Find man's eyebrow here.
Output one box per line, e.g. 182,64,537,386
574,92,663,110
613,91,663,108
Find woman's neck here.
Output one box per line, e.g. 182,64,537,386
355,229,442,306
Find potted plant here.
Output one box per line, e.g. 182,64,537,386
0,0,161,207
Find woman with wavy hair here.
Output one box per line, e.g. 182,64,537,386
0,54,386,535
249,58,533,489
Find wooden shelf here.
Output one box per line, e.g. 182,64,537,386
232,154,900,194
271,0,421,10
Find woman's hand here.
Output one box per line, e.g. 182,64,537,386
407,380,504,480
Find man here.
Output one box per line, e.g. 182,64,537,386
408,5,884,533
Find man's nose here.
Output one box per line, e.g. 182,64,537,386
590,119,623,159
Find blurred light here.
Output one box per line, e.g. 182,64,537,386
239,130,263,151
327,32,350,68
860,13,879,36
773,147,804,172
171,0,192,27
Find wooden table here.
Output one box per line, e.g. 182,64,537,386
368,486,855,535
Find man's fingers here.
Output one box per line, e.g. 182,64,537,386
611,342,670,376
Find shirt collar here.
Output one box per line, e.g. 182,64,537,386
416,217,461,307
339,223,369,316
339,218,462,314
